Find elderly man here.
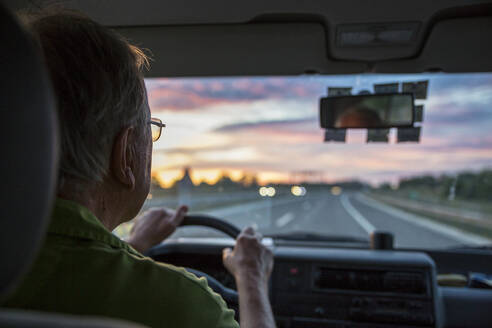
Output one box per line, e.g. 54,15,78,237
4,10,275,328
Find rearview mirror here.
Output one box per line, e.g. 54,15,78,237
320,93,414,129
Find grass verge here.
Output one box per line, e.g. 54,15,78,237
371,196,492,241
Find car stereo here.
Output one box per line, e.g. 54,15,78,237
272,248,440,328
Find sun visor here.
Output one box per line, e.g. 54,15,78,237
116,23,366,77
375,16,492,73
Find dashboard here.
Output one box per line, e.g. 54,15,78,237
272,248,437,327
147,238,492,328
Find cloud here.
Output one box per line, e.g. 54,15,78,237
156,144,234,155
449,137,492,150
213,118,317,133
425,108,491,126
146,77,324,111
417,136,492,152
146,73,492,112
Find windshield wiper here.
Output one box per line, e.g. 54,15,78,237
266,231,369,244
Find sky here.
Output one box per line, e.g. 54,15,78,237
145,73,492,187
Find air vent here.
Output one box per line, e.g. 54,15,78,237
313,267,427,295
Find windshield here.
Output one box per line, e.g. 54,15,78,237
114,73,492,249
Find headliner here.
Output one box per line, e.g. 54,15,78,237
6,0,492,76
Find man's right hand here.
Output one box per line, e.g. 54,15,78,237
222,226,274,284
222,226,276,328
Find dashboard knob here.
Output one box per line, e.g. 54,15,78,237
370,231,394,250
314,306,325,316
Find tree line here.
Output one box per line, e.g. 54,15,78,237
380,169,492,201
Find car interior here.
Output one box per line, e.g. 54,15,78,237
2,1,492,328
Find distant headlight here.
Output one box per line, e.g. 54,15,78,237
291,186,307,196
331,186,342,196
259,186,276,197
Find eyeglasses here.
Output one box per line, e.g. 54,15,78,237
149,118,166,142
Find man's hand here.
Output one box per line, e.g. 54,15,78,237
223,226,273,284
127,205,188,254
223,226,276,328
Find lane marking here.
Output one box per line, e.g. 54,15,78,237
340,194,376,235
209,196,309,217
276,212,295,227
208,195,326,231
356,193,492,245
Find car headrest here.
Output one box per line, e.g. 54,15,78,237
0,4,58,300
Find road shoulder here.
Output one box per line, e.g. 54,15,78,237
357,193,492,246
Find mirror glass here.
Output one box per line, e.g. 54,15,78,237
320,93,414,129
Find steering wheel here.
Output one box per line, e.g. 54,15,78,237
177,215,241,306
180,214,241,239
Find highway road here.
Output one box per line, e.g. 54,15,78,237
169,191,491,249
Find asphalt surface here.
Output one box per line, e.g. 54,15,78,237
170,190,491,249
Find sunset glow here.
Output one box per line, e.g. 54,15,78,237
147,74,492,187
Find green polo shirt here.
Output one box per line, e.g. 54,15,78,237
3,198,239,328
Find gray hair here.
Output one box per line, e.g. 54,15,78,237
22,10,150,188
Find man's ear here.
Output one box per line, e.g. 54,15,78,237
110,126,136,190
